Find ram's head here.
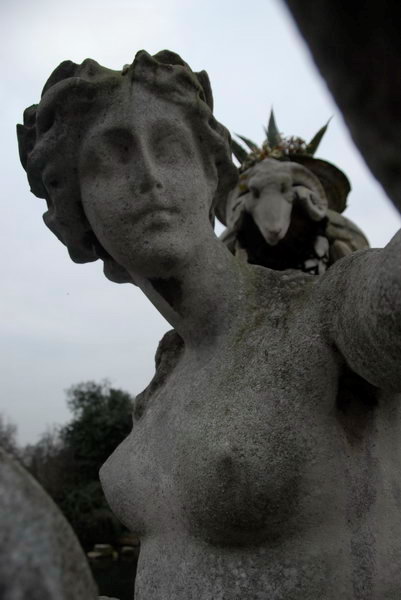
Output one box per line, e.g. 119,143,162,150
224,158,328,246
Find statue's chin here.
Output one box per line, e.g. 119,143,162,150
102,252,183,285
103,258,135,285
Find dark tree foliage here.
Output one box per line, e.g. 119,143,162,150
23,427,70,499
24,381,134,549
0,413,18,456
63,381,133,482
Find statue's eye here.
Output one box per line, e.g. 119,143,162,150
47,179,59,191
150,121,194,166
281,183,287,194
36,107,55,134
154,133,192,165
103,128,134,164
155,135,178,160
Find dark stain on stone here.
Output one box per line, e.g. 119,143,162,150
336,364,378,445
149,276,183,311
133,329,184,420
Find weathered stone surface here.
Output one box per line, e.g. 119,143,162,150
0,447,98,599
16,47,401,599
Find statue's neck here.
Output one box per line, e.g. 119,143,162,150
135,235,248,353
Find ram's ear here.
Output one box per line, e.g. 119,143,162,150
293,185,327,221
289,162,328,221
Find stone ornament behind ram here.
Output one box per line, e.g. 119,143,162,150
217,111,369,274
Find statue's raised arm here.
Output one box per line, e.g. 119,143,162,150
317,228,401,390
282,0,401,391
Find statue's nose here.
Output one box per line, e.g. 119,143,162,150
139,177,162,195
136,146,163,195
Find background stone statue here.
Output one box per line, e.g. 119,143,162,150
0,448,98,599
219,113,369,274
14,39,401,600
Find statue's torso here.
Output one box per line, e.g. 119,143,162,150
101,269,401,599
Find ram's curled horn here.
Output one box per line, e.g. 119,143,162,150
288,162,328,221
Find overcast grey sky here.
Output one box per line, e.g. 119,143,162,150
1,0,400,444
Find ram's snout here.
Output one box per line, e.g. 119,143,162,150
221,157,329,250
245,187,294,246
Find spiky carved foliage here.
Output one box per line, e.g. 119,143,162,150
232,110,331,171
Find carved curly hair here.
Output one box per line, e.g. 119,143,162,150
17,50,237,283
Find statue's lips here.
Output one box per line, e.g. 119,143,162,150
129,205,179,226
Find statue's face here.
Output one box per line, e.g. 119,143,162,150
78,86,217,280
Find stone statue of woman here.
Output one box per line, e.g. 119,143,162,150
16,49,401,599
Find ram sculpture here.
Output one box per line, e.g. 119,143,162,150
218,156,369,274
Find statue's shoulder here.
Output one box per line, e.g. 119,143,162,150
233,263,319,335
246,262,316,302
313,245,378,300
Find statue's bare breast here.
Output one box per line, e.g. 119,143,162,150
101,297,337,536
